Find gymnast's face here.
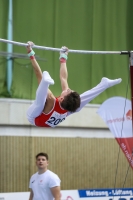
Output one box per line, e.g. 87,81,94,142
61,88,73,98
36,156,48,170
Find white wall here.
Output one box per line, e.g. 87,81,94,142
0,98,106,127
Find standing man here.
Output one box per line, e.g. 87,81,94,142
26,42,122,128
29,152,61,200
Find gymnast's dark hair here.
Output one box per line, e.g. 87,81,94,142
61,91,81,112
36,152,48,160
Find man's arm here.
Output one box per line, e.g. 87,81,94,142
26,42,43,85
26,41,53,99
51,186,61,200
30,59,43,85
59,46,69,91
60,62,69,91
29,189,33,200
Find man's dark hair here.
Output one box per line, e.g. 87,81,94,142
36,152,48,160
61,91,80,112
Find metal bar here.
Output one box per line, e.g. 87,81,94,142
0,38,129,55
0,51,46,61
7,0,13,94
130,52,133,129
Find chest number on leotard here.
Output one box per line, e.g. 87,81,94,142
45,111,67,127
47,117,65,126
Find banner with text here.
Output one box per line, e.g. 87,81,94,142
97,97,133,169
0,188,133,200
78,188,133,199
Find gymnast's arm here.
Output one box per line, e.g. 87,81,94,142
30,58,43,85
60,61,69,91
26,41,53,100
59,47,69,91
26,42,42,85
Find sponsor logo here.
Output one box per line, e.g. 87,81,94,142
78,188,133,197
121,143,133,167
66,197,74,200
60,193,74,200
107,110,132,124
126,110,132,120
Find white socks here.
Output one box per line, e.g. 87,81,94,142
67,77,122,114
101,77,122,88
43,71,54,85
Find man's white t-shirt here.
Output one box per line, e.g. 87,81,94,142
29,170,61,200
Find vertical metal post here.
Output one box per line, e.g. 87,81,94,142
130,51,133,127
7,0,13,94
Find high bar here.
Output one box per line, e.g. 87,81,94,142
0,38,129,55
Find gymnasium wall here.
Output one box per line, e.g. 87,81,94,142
1,135,133,192
0,99,133,192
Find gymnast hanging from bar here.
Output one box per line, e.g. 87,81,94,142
26,41,122,128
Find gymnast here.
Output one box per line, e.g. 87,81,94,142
26,41,122,128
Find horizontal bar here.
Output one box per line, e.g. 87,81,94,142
0,51,46,61
0,38,130,55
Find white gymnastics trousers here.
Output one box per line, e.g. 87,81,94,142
27,72,121,125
